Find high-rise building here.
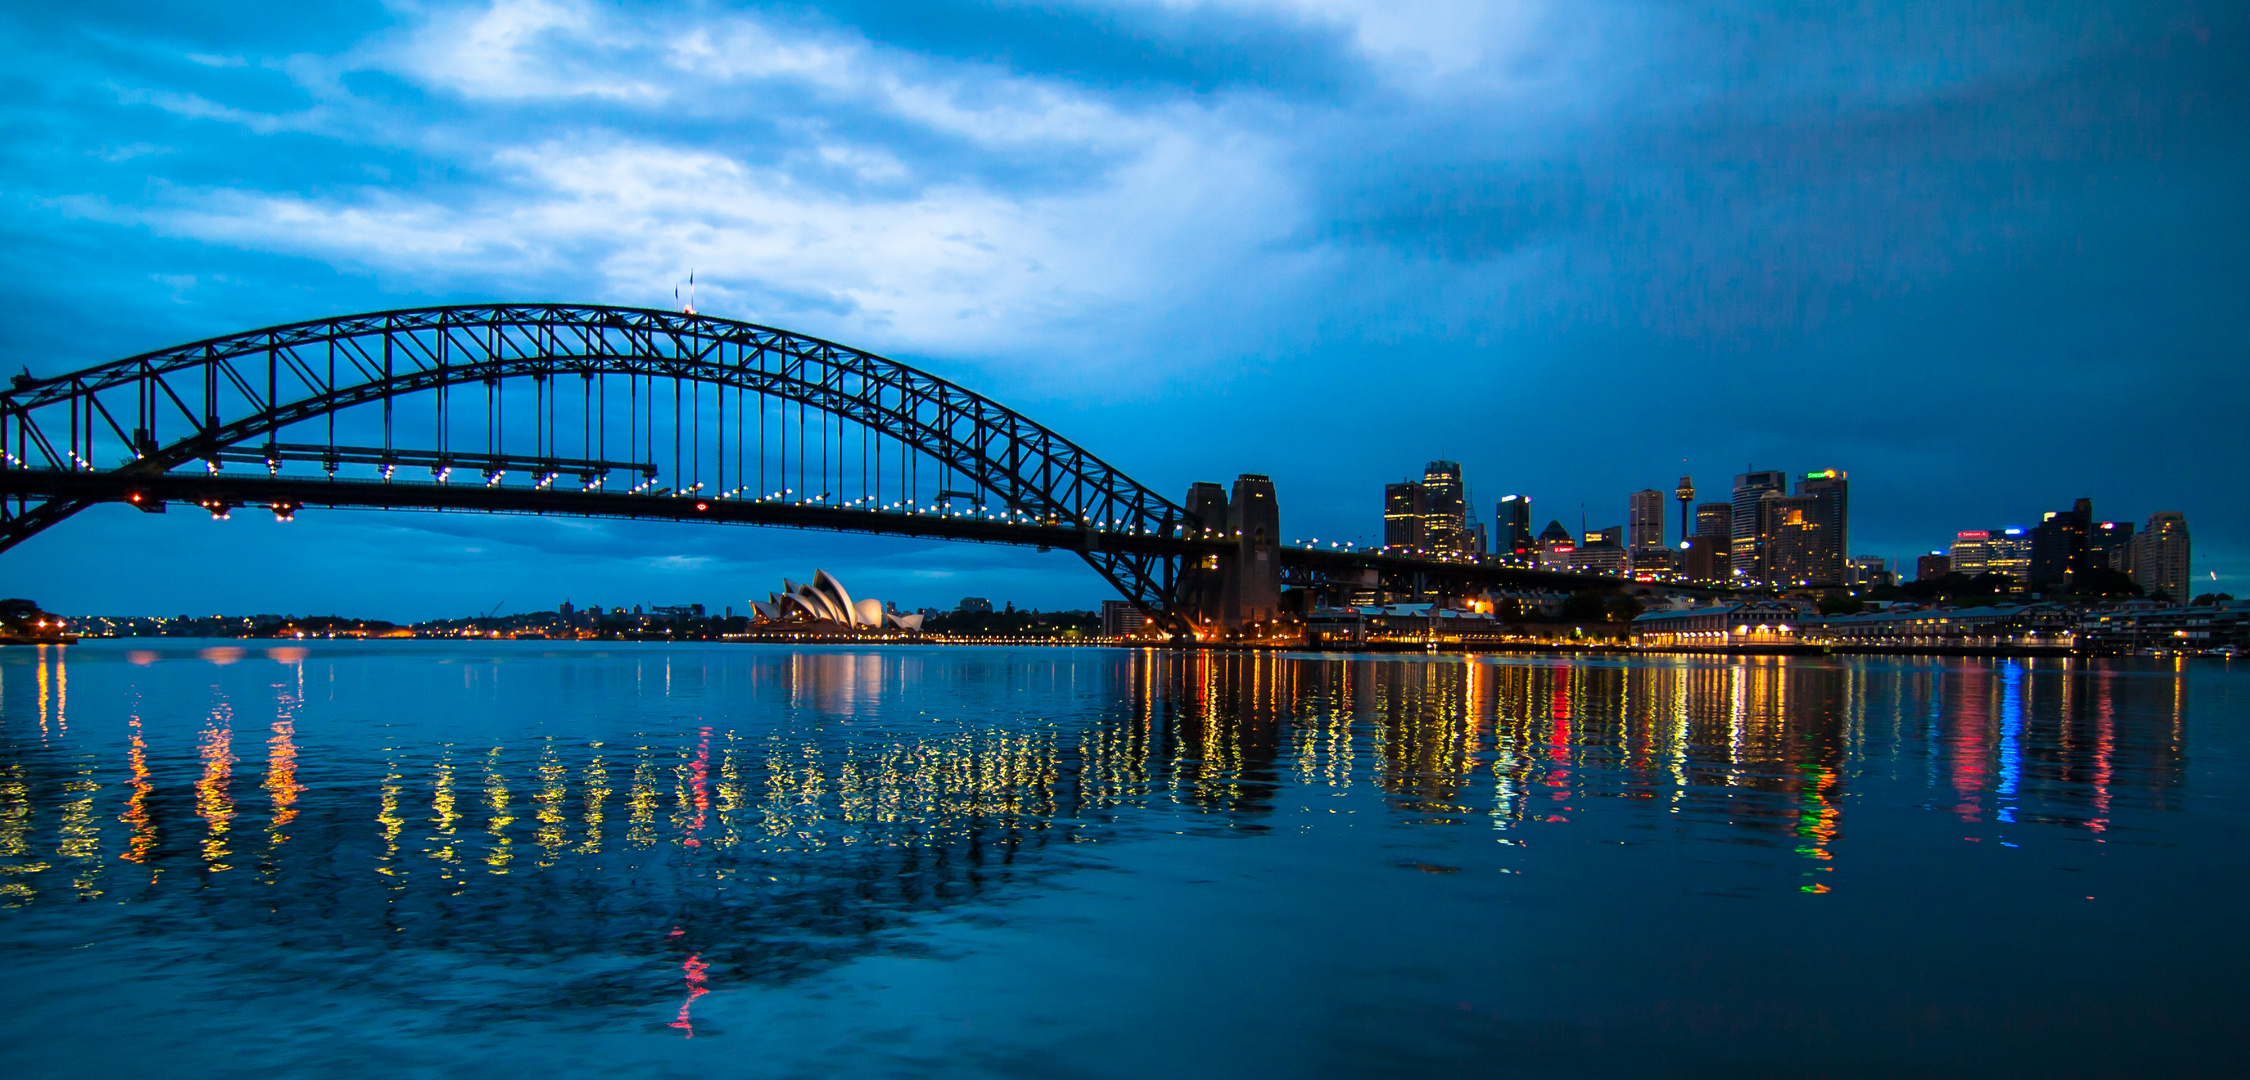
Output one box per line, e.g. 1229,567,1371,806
2029,498,2093,588
1535,519,1575,570
1421,460,1468,556
1987,528,2032,590
1745,470,1847,587
1794,470,1849,586
1628,489,1666,556
1731,470,1788,583
2092,519,2136,572
1573,526,1626,576
1468,521,1489,557
1846,556,1891,588
1761,492,1828,586
1679,535,1729,583
1916,552,1951,581
1383,481,1426,552
1950,531,1991,577
2129,512,2191,599
1694,502,1732,542
1497,496,1533,560
1678,500,1733,584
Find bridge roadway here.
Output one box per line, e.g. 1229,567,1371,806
0,467,1642,596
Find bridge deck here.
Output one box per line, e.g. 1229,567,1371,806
1,469,1227,556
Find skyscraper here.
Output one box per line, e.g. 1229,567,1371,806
1496,495,1533,560
1731,470,1788,583
1679,501,1733,583
1383,481,1426,552
2129,512,2191,599
1950,531,1992,577
1987,528,2032,589
2092,519,2136,571
1761,492,1829,586
1628,489,1666,556
2029,498,2093,588
1790,470,1849,586
1421,460,1468,556
1694,501,1732,542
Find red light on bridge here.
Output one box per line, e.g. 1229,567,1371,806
695,501,709,512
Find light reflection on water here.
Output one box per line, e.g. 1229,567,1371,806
0,641,2238,1076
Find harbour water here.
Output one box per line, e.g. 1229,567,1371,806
0,641,2242,1078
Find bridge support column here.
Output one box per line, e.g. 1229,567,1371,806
1179,474,1280,635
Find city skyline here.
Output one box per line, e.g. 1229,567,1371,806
1,2,2241,618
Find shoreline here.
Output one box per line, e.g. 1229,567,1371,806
30,635,2209,660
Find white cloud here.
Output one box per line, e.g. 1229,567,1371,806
116,1,1313,376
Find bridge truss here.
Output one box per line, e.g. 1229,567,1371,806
0,304,1223,634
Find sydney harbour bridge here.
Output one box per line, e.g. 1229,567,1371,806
0,304,1618,638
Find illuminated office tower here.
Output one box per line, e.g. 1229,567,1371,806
1536,519,1576,570
1731,470,1788,583
1420,460,1468,556
1628,489,1666,555
1846,556,1891,587
2029,498,2094,588
1950,531,1994,579
1987,528,2032,590
2129,512,2191,599
1678,501,1734,584
2092,519,2136,571
1496,495,1533,559
1790,470,1849,587
1760,492,1827,586
1695,501,1732,542
1573,526,1627,576
1383,481,1426,553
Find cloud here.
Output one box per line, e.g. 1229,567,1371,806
109,2,1311,368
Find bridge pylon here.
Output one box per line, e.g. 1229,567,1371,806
1173,473,1281,636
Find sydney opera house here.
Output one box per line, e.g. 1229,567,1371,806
752,570,925,631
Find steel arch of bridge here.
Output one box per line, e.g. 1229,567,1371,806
0,304,1207,632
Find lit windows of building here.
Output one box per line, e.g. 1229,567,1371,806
1915,552,1951,581
1420,460,1468,557
1761,493,1828,586
1628,489,1666,556
1949,531,1992,577
1793,470,1849,586
1536,519,1576,571
1573,526,1626,576
2129,511,2191,599
1383,481,1426,553
1987,529,2032,590
1100,599,1152,637
2029,498,2094,589
1497,495,1533,562
2092,519,2136,572
1731,470,1788,584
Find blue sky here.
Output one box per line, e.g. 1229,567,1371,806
3,0,2244,617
